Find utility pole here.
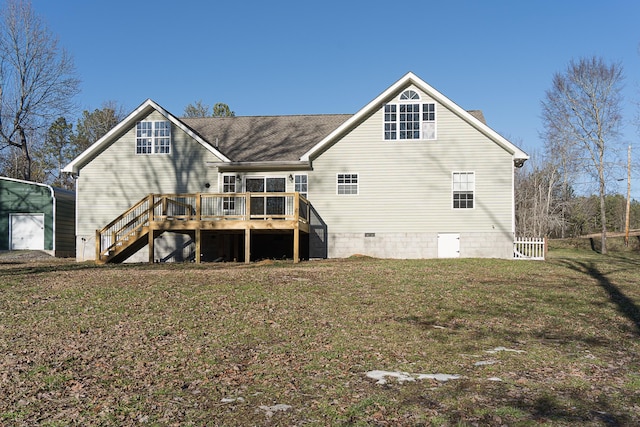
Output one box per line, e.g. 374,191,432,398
624,145,631,247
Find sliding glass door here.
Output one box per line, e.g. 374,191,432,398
245,177,286,216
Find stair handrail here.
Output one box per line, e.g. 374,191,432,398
97,194,154,259
98,194,152,235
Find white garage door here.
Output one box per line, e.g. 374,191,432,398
10,213,45,250
437,233,460,258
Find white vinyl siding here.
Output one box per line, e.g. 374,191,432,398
308,85,514,235
76,111,224,248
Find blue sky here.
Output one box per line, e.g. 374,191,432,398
29,0,640,195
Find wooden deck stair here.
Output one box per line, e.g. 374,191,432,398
96,195,158,264
96,192,311,264
99,226,151,264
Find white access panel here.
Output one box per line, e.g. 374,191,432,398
10,213,45,250
437,233,460,258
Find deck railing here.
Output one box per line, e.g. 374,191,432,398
97,192,310,260
149,193,310,221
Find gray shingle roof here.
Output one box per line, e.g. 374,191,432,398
181,109,486,162
182,115,352,162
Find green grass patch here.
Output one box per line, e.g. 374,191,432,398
0,249,639,425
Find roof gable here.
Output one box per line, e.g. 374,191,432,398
300,72,529,162
62,99,231,174
63,73,528,173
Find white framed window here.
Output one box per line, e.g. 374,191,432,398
452,172,475,209
384,105,397,140
154,121,171,153
422,103,436,139
400,90,420,100
399,103,421,139
222,175,237,211
383,90,436,141
136,121,171,154
337,173,358,195
294,174,308,199
136,121,153,154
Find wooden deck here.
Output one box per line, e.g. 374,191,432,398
96,193,311,264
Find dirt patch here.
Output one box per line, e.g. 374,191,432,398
0,250,56,262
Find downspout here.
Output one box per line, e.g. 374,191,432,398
512,157,526,237
45,183,56,254
512,162,515,236
75,175,80,261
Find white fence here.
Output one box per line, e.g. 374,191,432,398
514,237,546,260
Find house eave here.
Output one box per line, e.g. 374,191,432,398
207,161,312,172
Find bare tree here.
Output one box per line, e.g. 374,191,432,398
541,57,624,254
0,0,80,181
72,101,125,156
36,116,73,188
183,100,210,118
515,153,566,237
0,144,45,180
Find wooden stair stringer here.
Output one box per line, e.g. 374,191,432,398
99,226,158,264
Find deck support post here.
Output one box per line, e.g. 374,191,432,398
148,229,154,263
244,227,251,264
195,228,201,264
293,226,299,264
293,192,300,263
244,193,251,264
95,230,101,262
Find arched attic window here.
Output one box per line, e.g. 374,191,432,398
383,89,436,140
400,90,420,100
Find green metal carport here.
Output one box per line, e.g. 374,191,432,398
0,177,75,257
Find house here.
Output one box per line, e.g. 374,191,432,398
0,177,75,257
62,72,528,263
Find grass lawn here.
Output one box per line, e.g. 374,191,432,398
0,247,639,426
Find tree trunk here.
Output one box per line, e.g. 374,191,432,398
598,159,607,254
599,188,607,254
18,126,31,181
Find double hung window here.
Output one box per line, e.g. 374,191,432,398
222,175,237,212
452,172,475,209
294,174,308,199
136,121,171,154
337,173,358,195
